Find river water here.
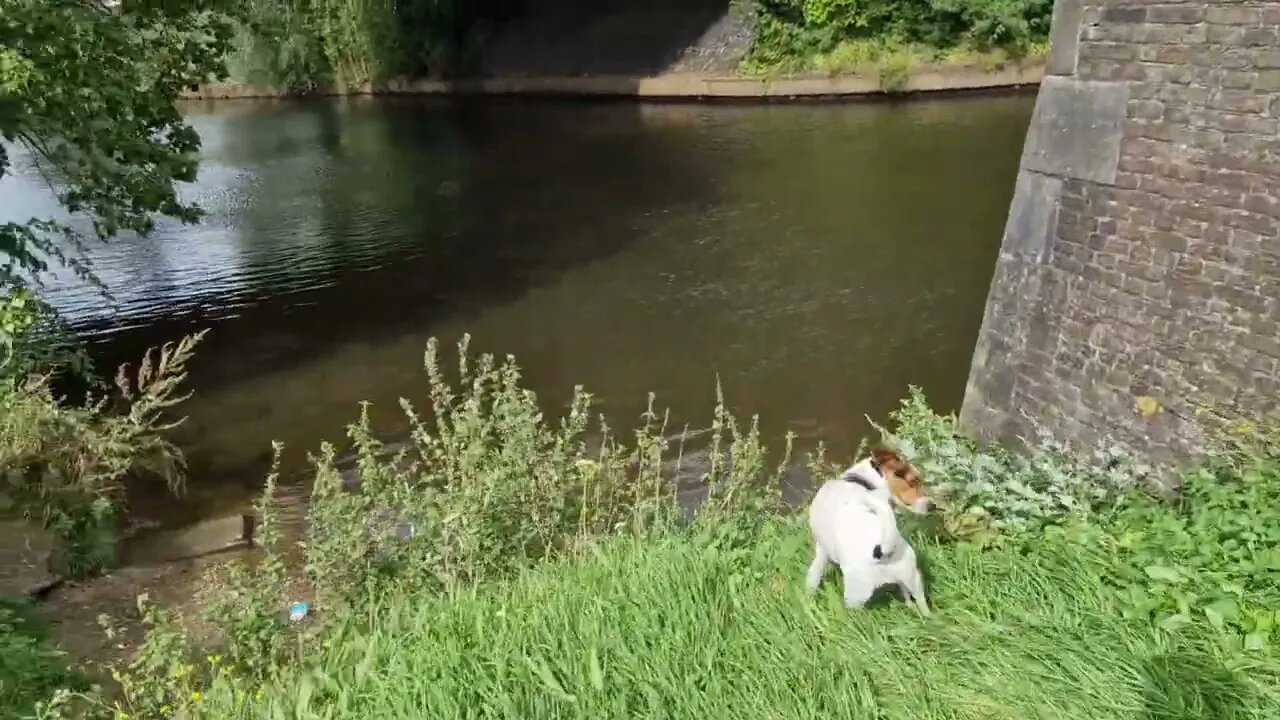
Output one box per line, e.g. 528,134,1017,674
1,93,1034,532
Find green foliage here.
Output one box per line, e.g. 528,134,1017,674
225,0,471,88
747,0,1053,73
880,388,1280,653
0,290,91,387
877,50,911,91
94,337,785,718
299,335,782,613
0,333,204,578
41,373,1280,718
226,0,330,91
204,450,291,680
874,386,1153,538
0,0,233,288
65,519,1280,719
110,597,205,720
1103,423,1280,652
0,597,86,720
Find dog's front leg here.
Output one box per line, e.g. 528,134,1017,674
903,567,931,616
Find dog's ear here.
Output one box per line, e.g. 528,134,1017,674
870,448,898,472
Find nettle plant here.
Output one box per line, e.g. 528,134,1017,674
300,335,785,609
874,387,1154,537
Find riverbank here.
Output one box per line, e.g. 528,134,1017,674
128,519,1280,719
185,62,1044,101
9,361,1280,719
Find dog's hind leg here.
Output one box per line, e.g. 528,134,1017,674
805,545,830,593
902,567,931,617
841,566,875,610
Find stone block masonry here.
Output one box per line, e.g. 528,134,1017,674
961,0,1280,475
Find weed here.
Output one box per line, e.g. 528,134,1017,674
872,386,1153,538
1102,421,1280,652
92,521,1280,719
877,53,911,92
204,446,292,680
1,332,204,578
225,0,474,88
111,596,203,719
93,336,782,718
0,597,86,720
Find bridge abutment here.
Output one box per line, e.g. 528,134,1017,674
961,1,1280,473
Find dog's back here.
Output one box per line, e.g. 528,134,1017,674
808,479,895,568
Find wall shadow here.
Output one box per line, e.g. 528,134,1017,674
470,0,744,77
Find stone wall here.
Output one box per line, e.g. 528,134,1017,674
961,0,1280,473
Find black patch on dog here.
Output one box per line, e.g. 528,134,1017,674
842,474,877,492
841,470,884,560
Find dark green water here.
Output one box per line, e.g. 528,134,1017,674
1,93,1034,530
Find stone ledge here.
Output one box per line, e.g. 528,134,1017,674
185,63,1045,101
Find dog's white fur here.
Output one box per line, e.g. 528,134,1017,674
805,458,931,615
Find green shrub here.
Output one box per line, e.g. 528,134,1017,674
873,386,1154,538
224,0,472,88
1102,421,1280,652
299,336,785,611
0,597,86,720
747,0,1054,73
54,372,1280,718
80,517,1280,719
96,336,786,719
880,387,1280,652
0,332,203,578
0,290,92,389
226,0,330,91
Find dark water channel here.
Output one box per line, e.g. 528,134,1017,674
1,93,1034,542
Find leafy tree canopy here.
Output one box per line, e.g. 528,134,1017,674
0,0,234,289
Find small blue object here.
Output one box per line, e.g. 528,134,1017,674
288,602,309,622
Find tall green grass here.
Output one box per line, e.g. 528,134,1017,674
127,520,1280,719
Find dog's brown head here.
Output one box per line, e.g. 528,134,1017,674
870,448,933,515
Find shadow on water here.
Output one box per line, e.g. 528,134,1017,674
89,96,726,383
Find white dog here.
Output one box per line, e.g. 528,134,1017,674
805,448,933,615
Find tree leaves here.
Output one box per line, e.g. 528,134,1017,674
0,0,234,289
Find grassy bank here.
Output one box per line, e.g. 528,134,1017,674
10,339,1269,720
164,522,1280,719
